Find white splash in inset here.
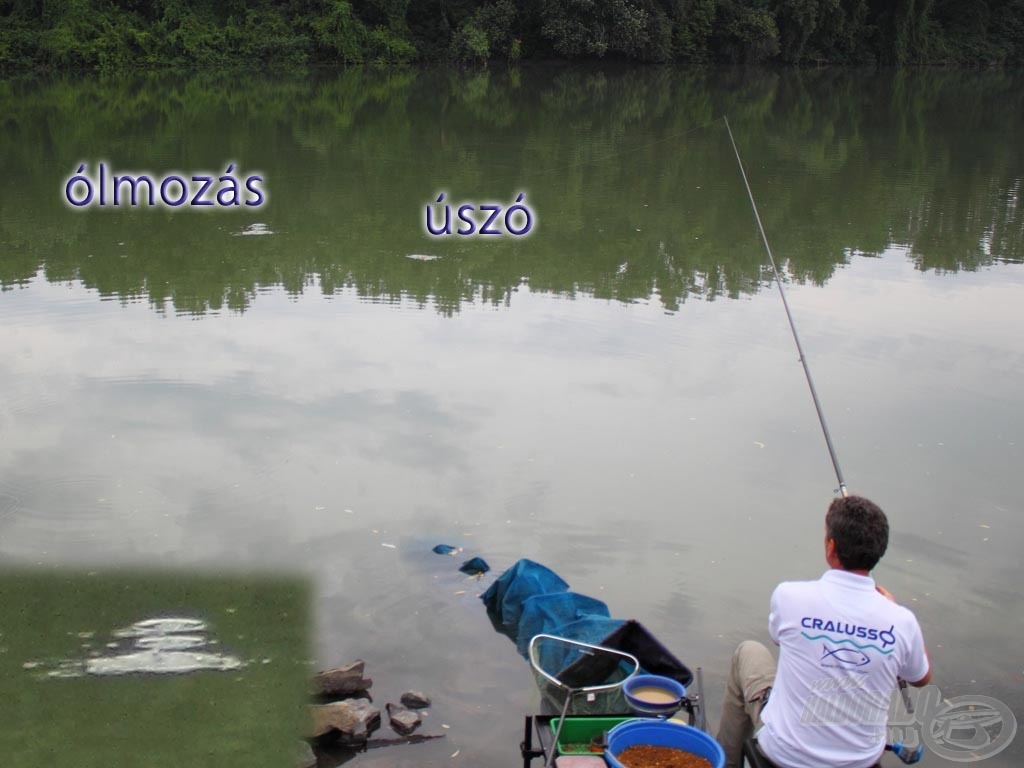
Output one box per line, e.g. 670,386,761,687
36,616,244,678
232,223,274,236
85,649,244,676
112,618,208,638
134,634,207,651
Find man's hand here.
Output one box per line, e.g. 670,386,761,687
876,585,897,602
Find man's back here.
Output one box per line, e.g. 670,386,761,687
716,496,932,768
757,570,929,768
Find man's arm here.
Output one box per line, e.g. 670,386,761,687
768,584,782,646
877,584,932,687
907,646,932,687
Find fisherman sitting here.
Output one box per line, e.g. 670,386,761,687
717,495,932,768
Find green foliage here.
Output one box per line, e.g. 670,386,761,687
0,0,1022,70
225,7,311,68
634,0,675,62
775,0,819,63
928,0,1023,64
310,0,368,64
540,0,672,61
808,0,872,63
714,0,780,62
0,17,39,71
451,0,516,63
892,0,937,64
606,1,650,59
998,0,1024,62
671,0,718,63
540,0,610,58
157,5,232,67
357,0,412,31
452,23,490,63
365,25,416,65
34,0,154,71
476,0,517,55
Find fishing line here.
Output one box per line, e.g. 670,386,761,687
723,116,848,499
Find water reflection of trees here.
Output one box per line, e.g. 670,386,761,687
0,68,1020,315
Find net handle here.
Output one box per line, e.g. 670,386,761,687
527,633,641,694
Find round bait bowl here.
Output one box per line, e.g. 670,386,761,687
622,674,686,716
606,720,726,768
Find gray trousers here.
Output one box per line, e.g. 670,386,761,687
717,640,777,768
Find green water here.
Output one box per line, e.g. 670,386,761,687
0,570,309,768
1,67,1022,766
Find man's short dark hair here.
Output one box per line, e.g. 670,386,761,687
826,496,889,572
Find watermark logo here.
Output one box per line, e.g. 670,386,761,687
800,683,1017,762
921,695,1017,762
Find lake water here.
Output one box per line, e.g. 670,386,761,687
1,67,1022,767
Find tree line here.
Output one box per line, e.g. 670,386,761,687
1,0,1022,71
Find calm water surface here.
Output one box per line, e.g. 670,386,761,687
1,67,1022,766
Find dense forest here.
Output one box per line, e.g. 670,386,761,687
2,0,1023,71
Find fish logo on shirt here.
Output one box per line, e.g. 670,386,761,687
821,643,871,667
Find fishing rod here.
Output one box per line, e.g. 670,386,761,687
722,116,848,499
722,117,919,737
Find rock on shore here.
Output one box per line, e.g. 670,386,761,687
399,690,431,709
386,702,421,736
309,698,381,743
312,660,372,697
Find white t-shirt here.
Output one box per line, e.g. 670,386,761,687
757,569,929,768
